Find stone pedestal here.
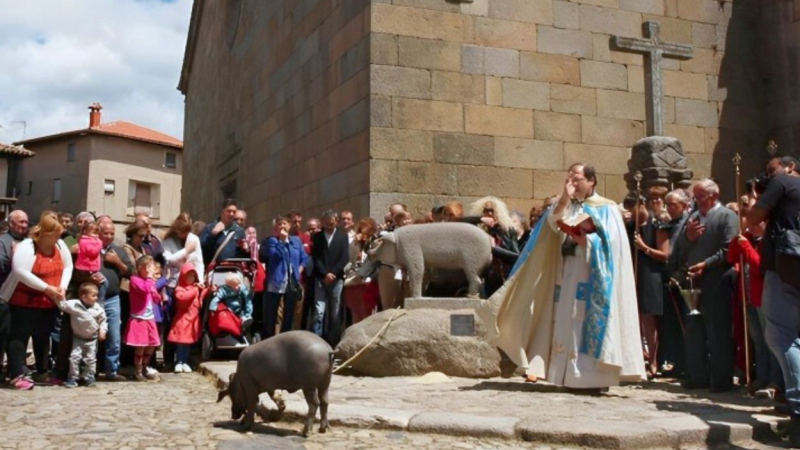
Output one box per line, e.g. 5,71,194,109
625,136,693,194
336,308,501,378
404,297,485,311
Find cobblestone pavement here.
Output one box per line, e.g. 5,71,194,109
0,373,787,449
0,373,576,450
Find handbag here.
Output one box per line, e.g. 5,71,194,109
285,263,302,297
774,228,800,291
208,302,242,337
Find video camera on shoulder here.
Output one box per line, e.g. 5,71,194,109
746,174,770,196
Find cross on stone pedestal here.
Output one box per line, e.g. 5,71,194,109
612,21,693,137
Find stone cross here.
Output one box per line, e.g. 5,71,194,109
611,21,693,137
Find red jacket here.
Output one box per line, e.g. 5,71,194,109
727,233,763,308
167,263,203,344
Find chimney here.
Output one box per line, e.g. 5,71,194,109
88,103,103,128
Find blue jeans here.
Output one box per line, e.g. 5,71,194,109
748,305,783,389
175,344,191,365
310,279,344,346
103,295,121,376
763,270,800,415
98,277,108,310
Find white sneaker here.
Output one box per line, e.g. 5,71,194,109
146,366,159,376
174,364,184,373
183,364,193,373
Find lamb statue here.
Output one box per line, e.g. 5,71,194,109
367,223,493,298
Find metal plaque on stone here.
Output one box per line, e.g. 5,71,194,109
450,314,475,336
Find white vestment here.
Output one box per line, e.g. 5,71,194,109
479,194,645,388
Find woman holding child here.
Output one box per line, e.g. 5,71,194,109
1,211,73,390
162,213,204,370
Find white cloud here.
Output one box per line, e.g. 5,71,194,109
0,0,192,144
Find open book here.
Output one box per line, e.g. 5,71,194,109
556,213,596,238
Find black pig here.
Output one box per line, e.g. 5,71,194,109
217,330,334,436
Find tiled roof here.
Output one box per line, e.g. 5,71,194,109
15,121,182,149
91,121,183,148
0,142,34,157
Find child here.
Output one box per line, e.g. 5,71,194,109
74,222,108,302
245,226,259,261
729,220,783,398
124,255,162,381
167,263,202,373
210,272,253,329
56,282,107,388
245,226,266,337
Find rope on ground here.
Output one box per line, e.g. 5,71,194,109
333,307,406,374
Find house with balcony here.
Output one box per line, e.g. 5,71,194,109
13,103,183,231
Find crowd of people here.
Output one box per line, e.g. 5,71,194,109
1,155,800,444
0,187,546,391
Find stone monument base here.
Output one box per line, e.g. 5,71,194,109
335,308,501,378
404,297,484,311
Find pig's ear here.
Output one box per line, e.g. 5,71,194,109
217,388,229,403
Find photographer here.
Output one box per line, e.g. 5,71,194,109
748,155,800,446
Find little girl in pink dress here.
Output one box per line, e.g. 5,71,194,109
124,255,162,381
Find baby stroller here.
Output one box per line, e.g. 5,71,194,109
200,258,260,361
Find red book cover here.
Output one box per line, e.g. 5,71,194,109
556,214,596,238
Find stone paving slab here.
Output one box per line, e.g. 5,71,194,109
200,361,791,449
409,412,520,439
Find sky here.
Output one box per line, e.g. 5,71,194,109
0,0,193,145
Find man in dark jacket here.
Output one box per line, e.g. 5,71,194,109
749,163,800,446
200,199,247,264
310,210,350,346
97,219,133,381
0,209,27,379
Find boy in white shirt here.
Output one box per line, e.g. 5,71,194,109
56,282,107,387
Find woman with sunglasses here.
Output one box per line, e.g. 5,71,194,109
468,197,520,297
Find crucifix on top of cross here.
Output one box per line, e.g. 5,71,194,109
612,21,694,137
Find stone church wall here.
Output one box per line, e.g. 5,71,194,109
366,0,762,218
181,0,770,224
182,0,372,228
759,0,800,158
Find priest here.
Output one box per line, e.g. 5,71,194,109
481,163,645,389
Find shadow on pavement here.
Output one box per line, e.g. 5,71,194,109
213,419,303,438
458,380,610,397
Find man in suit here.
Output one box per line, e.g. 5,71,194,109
669,179,739,392
310,210,350,347
200,198,247,264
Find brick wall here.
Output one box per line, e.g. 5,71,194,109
366,0,762,218
182,0,372,229
759,0,800,160
182,0,766,225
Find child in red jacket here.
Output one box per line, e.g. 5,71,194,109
729,221,782,397
167,263,203,373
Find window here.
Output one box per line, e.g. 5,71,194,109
104,179,115,195
127,180,161,218
26,181,32,195
53,179,61,203
67,143,75,162
165,152,177,169
133,183,151,215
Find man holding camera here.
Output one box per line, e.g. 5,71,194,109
748,156,800,446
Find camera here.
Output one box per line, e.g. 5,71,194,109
746,175,770,195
